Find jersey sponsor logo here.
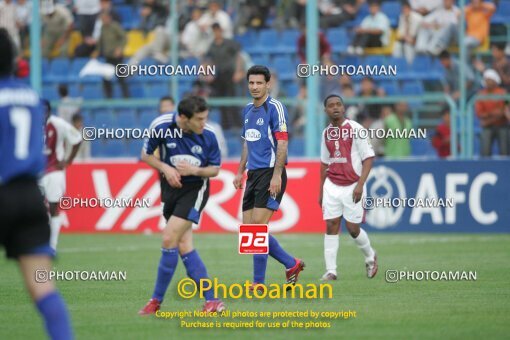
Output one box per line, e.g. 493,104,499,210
256,118,264,126
169,154,202,167
167,142,177,149
191,145,203,155
245,128,262,142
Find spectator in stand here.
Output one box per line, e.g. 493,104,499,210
297,25,332,64
384,102,412,158
57,84,82,123
415,0,460,56
431,107,451,158
129,0,169,65
0,0,20,52
474,43,510,92
347,0,390,55
236,0,272,31
197,1,233,39
15,0,31,50
41,0,74,59
409,0,441,16
203,23,243,130
475,69,508,156
74,0,100,38
465,0,495,54
357,76,385,119
70,113,91,160
159,96,175,114
181,7,211,58
99,0,120,23
439,50,476,100
392,1,422,64
93,10,129,98
319,0,362,29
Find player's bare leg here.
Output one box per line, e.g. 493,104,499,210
345,220,378,278
322,217,341,281
19,255,73,339
48,202,61,254
178,228,194,255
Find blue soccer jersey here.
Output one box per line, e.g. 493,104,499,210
0,77,45,185
143,113,221,183
241,96,289,170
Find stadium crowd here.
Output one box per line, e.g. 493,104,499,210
0,0,509,158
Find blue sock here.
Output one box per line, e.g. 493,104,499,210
253,254,268,284
36,291,73,340
152,247,179,302
181,250,215,301
269,235,296,269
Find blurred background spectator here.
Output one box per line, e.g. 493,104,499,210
347,0,390,55
384,102,412,158
392,1,422,63
57,84,82,123
432,106,452,158
439,50,476,101
464,0,495,55
415,0,460,56
474,43,510,92
42,0,73,59
475,69,508,156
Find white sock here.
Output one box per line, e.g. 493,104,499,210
50,215,61,251
324,234,339,275
353,228,375,263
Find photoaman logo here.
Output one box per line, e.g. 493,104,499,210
239,224,268,254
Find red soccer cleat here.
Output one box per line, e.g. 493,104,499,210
285,258,305,285
203,300,226,313
138,298,160,315
249,282,266,294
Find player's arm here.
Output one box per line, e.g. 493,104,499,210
141,129,182,188
60,119,82,169
233,140,248,189
353,126,375,203
176,163,219,178
269,138,288,196
319,130,329,206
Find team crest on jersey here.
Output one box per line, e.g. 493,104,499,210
167,142,177,149
245,119,248,124
191,145,203,154
256,118,264,126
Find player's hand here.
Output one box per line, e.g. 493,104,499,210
352,184,363,203
269,175,281,197
161,164,182,188
55,160,67,170
233,173,244,189
175,161,197,177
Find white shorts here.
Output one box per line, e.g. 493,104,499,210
322,178,366,223
39,171,66,203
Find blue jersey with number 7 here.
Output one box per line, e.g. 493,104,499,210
0,77,45,185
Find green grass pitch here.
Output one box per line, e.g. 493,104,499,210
1,233,509,339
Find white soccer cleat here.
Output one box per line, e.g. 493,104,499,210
366,253,378,279
320,272,338,281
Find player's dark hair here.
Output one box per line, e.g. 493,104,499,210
439,50,450,59
401,0,411,7
491,43,505,51
178,95,208,118
211,22,221,30
71,113,83,123
0,28,14,77
246,65,271,82
323,94,344,107
159,95,175,104
41,99,51,114
58,84,69,97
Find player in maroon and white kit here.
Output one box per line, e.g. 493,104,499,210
318,94,378,281
40,100,81,253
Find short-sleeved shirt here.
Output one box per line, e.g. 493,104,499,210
0,77,45,185
241,96,289,170
384,113,412,158
320,119,375,186
360,12,391,45
143,113,221,183
44,115,82,173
